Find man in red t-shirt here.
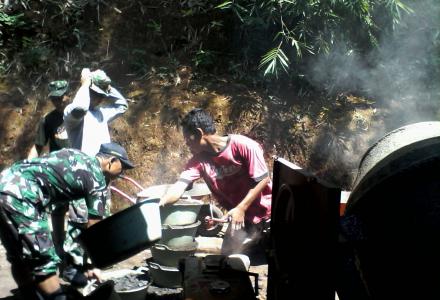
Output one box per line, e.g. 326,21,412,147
160,108,272,259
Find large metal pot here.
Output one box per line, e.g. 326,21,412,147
70,281,122,300
78,199,162,268
160,221,201,248
101,269,149,300
151,241,198,267
160,198,204,226
147,260,182,288
88,282,122,300
137,183,211,199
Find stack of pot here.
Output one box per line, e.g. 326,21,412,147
148,197,203,288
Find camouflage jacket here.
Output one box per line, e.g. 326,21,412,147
0,149,107,218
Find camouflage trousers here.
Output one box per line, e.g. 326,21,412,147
51,199,88,267
53,195,111,268
0,194,60,277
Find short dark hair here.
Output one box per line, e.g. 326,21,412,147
181,108,216,135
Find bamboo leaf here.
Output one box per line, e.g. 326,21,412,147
215,1,232,10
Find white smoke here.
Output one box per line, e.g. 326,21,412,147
302,0,439,187
307,0,440,128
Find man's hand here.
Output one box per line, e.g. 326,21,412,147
227,206,246,234
158,181,188,206
81,68,92,85
85,268,102,282
158,197,169,207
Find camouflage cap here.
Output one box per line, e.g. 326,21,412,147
48,80,69,97
90,70,112,96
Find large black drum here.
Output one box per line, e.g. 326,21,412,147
344,121,440,299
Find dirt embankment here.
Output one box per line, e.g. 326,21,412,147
0,1,390,197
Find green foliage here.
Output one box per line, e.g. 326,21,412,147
259,45,289,76
0,11,27,47
20,45,51,69
193,48,216,68
216,0,414,77
146,20,162,35
0,11,25,27
0,0,90,76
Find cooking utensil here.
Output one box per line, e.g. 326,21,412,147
101,268,150,300
147,260,182,288
78,198,162,268
160,197,204,226
196,204,225,237
137,183,211,199
151,241,198,267
160,221,201,248
110,175,146,204
83,281,122,300
205,216,231,224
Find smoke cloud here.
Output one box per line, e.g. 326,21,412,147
302,0,440,187
307,0,440,129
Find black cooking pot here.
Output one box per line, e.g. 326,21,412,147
147,260,182,288
78,199,162,268
151,241,198,267
86,281,121,300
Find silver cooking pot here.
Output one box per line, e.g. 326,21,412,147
160,197,204,226
137,183,211,199
78,198,162,268
160,221,201,248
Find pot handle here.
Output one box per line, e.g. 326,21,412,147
180,194,192,201
163,224,181,230
163,220,201,230
146,260,160,270
153,244,169,251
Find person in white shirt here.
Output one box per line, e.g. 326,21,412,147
64,68,128,156
61,68,128,286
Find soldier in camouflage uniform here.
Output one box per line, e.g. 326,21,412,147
26,80,91,287
0,143,134,300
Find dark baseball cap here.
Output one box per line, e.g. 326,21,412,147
98,142,135,169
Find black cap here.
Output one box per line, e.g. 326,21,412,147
98,142,135,169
